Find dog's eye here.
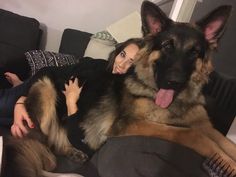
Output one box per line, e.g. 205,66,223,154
161,40,173,51
190,48,200,58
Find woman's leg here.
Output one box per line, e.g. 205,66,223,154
0,80,29,126
4,72,23,87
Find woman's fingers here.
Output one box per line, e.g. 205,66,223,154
26,117,34,128
15,126,23,138
11,124,23,138
69,79,73,85
17,120,29,134
74,77,79,86
11,125,17,137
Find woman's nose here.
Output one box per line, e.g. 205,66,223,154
118,59,127,68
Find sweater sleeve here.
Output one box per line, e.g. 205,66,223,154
65,111,95,157
22,58,108,96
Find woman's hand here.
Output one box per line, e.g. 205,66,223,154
63,78,83,116
11,96,34,138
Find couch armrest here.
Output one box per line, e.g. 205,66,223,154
203,71,236,135
59,28,92,58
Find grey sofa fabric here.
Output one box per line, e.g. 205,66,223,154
59,28,92,59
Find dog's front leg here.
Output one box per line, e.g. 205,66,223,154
202,126,236,162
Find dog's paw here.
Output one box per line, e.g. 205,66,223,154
67,148,88,164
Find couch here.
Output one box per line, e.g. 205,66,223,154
0,24,236,176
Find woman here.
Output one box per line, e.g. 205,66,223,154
0,73,28,127
0,37,143,136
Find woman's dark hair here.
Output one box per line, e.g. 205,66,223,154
107,38,145,72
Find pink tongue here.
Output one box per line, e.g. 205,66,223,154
155,89,175,108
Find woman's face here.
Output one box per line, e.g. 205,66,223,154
112,44,140,74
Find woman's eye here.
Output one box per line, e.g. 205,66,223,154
120,51,125,58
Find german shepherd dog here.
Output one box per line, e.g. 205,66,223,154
1,1,236,177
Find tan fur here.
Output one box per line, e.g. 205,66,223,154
4,137,56,177
81,94,118,149
28,77,73,154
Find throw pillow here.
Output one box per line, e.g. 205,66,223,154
92,30,117,45
106,11,142,43
25,50,77,76
83,31,117,60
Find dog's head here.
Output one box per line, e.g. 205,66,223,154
133,1,231,108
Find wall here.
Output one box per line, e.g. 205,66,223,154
0,0,144,52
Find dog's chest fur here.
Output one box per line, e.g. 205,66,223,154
120,75,210,128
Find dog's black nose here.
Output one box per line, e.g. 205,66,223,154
163,72,187,90
166,72,187,83
166,80,182,90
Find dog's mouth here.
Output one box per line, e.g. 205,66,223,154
155,88,175,108
154,75,186,109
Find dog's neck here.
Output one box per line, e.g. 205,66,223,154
168,78,206,117
124,75,157,99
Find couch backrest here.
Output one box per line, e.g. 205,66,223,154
0,9,41,52
0,9,42,88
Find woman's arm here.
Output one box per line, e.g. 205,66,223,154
10,67,57,138
11,96,34,138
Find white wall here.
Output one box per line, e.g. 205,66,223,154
227,117,236,143
0,0,143,52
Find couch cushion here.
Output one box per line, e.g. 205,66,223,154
59,29,92,58
83,38,116,60
203,71,236,135
83,31,117,60
0,9,41,51
25,50,77,76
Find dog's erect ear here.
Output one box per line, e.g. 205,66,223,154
196,5,232,48
141,0,172,36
